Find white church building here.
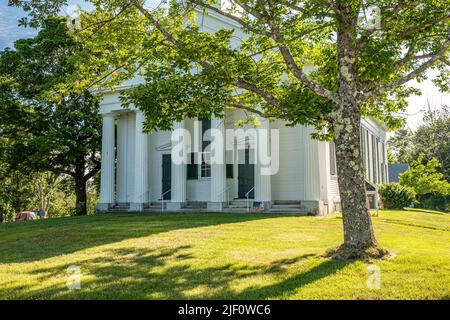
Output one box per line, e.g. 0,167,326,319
96,6,389,215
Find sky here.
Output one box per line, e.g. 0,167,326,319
1,0,448,132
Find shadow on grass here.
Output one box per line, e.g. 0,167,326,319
379,218,449,231
0,213,292,263
7,244,349,300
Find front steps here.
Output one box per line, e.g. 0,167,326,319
107,200,309,215
270,201,308,215
224,200,252,213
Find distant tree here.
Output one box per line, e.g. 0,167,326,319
413,104,450,180
0,18,101,216
388,103,449,179
387,128,415,163
386,147,398,164
399,154,450,197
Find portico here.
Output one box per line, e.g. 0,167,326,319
96,109,275,213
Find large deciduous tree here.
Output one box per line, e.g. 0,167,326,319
0,18,101,216
11,0,450,258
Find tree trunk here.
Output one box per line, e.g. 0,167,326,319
74,157,88,216
331,6,384,258
74,175,87,216
333,105,378,252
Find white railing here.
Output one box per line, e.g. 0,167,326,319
246,187,255,212
218,185,233,207
365,179,379,217
160,189,171,213
366,189,379,217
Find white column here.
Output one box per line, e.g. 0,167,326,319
97,113,116,211
116,113,128,204
255,118,272,210
300,125,322,214
208,115,226,211
130,111,149,211
168,120,187,210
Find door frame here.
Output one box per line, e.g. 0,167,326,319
161,153,171,200
237,145,255,199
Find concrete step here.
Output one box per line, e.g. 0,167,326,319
229,200,252,207
269,208,308,215
273,200,301,205
228,204,250,208
186,202,207,209
271,204,302,209
224,208,253,213
270,207,306,212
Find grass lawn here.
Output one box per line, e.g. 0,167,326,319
0,209,449,300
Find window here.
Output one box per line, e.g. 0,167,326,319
372,135,378,184
226,164,233,178
360,127,368,179
330,142,337,176
379,140,387,184
187,153,198,180
200,119,211,177
377,139,382,184
201,119,211,150
201,152,211,177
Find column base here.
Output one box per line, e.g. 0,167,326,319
130,203,146,212
207,202,225,212
301,200,326,216
166,202,185,211
96,203,112,213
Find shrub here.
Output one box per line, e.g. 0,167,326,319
418,194,450,212
379,183,416,209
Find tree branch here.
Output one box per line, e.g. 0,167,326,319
84,162,101,182
397,14,450,39
358,2,421,46
265,0,338,102
230,0,265,20
80,4,130,32
130,0,285,111
325,0,347,22
440,57,450,67
191,0,271,36
365,35,450,98
227,102,264,115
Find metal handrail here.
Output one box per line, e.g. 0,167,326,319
245,187,255,212
160,189,171,213
218,185,233,207
365,179,379,217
